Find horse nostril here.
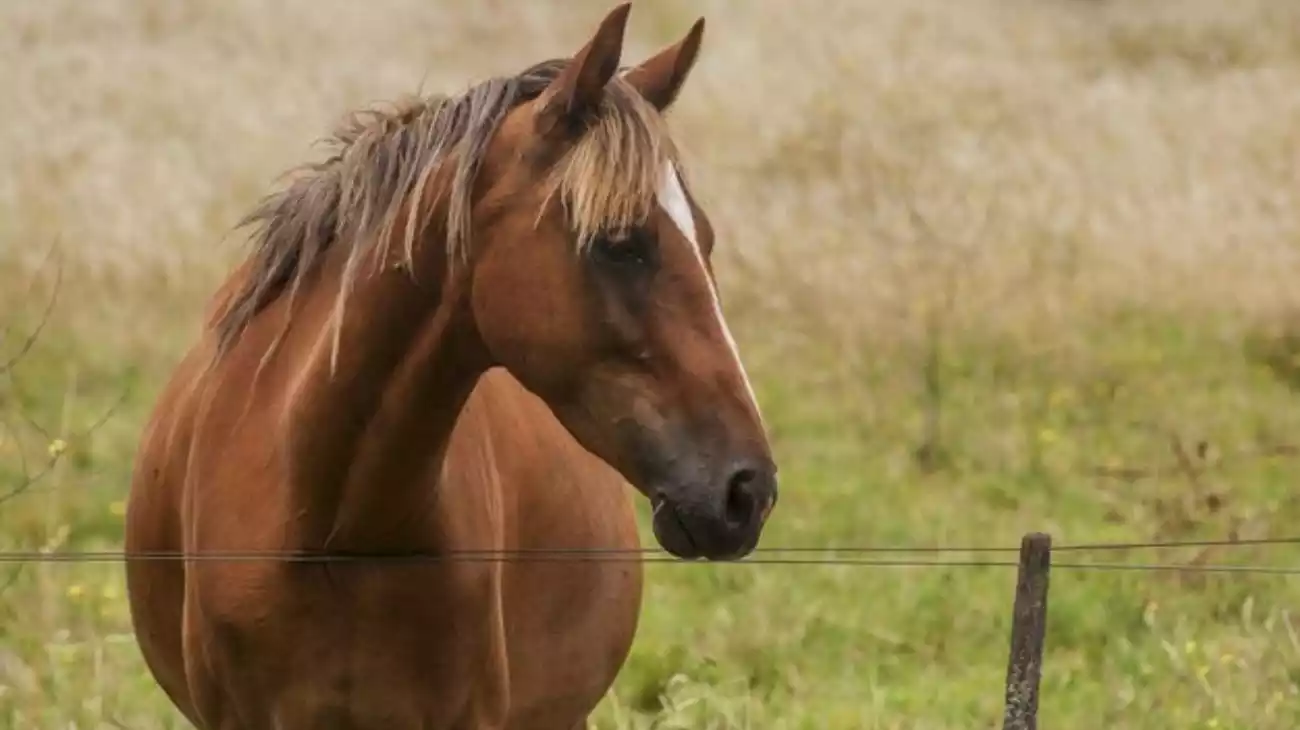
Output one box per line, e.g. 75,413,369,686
724,467,759,528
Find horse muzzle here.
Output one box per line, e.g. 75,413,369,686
650,458,777,561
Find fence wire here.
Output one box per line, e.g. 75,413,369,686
0,536,1296,573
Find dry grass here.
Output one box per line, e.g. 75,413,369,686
6,0,1300,727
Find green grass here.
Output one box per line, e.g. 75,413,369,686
5,288,1300,729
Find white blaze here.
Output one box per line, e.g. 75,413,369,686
658,163,764,426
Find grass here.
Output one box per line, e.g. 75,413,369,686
6,0,1300,727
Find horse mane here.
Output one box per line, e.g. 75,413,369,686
212,58,682,356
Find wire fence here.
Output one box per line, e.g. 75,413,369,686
0,535,1297,573
1,528,1295,728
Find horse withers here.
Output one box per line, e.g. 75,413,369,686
124,4,777,728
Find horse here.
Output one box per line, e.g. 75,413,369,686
123,4,777,728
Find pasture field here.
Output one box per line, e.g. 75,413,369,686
5,1,1300,727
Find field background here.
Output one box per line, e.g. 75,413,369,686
5,0,1300,728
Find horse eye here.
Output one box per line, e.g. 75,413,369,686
592,229,656,269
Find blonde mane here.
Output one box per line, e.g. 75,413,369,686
213,58,682,356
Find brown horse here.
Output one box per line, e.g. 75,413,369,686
124,4,776,729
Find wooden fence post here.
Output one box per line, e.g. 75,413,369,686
1001,532,1052,730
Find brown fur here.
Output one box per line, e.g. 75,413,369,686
125,5,775,729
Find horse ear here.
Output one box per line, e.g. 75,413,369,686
623,18,705,112
535,3,632,139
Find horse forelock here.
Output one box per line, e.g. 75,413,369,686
539,74,681,249
211,58,683,358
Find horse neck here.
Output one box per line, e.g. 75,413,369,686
276,218,489,552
